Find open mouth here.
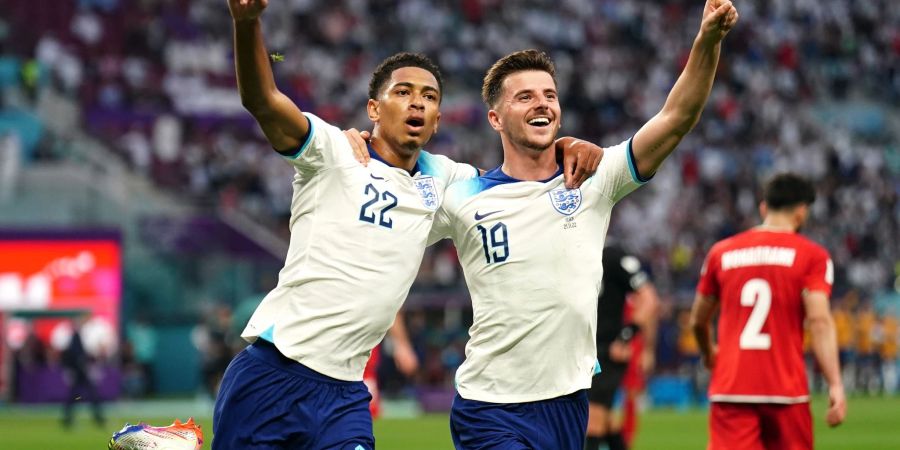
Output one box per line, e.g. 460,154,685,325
527,117,551,127
406,117,425,127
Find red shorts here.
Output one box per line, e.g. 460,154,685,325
709,402,812,450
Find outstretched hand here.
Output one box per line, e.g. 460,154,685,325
556,137,603,189
227,0,268,22
699,0,739,43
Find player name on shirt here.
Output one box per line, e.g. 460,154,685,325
721,246,797,270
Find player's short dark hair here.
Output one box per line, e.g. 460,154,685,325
482,49,556,108
763,173,816,210
368,53,443,101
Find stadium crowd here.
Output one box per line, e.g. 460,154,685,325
2,0,898,400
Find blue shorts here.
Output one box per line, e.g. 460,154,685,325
213,340,374,450
450,390,589,450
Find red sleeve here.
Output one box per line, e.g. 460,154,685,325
696,246,720,297
803,246,833,296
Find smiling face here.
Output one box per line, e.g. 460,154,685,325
367,66,441,156
488,70,561,152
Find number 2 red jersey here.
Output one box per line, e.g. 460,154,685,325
696,228,833,404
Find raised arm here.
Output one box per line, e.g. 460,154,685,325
803,290,846,427
228,0,309,152
631,0,738,178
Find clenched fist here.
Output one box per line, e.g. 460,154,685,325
227,0,268,22
699,0,739,44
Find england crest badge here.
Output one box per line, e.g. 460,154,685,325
548,187,582,215
415,177,439,210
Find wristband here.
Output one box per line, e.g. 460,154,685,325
616,323,640,343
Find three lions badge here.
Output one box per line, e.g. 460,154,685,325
548,187,582,215
415,177,438,210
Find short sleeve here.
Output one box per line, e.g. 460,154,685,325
803,248,833,297
278,112,349,171
426,205,452,246
417,151,479,185
449,161,479,185
587,138,649,203
696,247,720,298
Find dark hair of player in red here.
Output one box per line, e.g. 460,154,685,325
763,173,816,211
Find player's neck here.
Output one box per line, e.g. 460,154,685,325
369,134,418,173
758,215,798,233
499,136,558,181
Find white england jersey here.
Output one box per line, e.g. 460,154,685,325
429,138,646,403
242,112,477,381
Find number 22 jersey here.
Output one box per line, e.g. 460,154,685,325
242,112,477,381
696,229,834,403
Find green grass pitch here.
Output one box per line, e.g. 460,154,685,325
2,395,898,449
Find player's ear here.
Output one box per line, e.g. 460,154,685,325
367,99,380,122
794,204,809,227
433,111,441,135
759,201,767,219
487,109,502,132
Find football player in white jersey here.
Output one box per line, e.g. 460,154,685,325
215,1,603,449
428,2,739,448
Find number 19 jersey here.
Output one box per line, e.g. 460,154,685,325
429,139,645,403
242,113,476,381
697,229,834,403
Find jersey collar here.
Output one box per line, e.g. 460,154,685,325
367,143,422,175
480,164,563,185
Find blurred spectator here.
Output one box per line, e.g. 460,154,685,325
881,309,899,394
60,315,105,428
124,316,158,396
4,0,898,399
7,0,896,297
0,131,21,202
191,303,236,398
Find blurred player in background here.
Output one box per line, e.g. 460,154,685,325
879,309,898,394
61,314,105,429
363,311,419,418
585,244,659,450
216,1,599,448
430,2,738,447
619,299,652,447
691,173,847,450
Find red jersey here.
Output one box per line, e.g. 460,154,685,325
697,228,833,404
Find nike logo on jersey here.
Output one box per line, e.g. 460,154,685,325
370,174,386,180
474,210,503,220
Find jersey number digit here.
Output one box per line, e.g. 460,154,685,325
476,223,509,264
739,278,772,350
359,184,398,229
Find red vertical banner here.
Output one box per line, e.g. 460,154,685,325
0,232,122,399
